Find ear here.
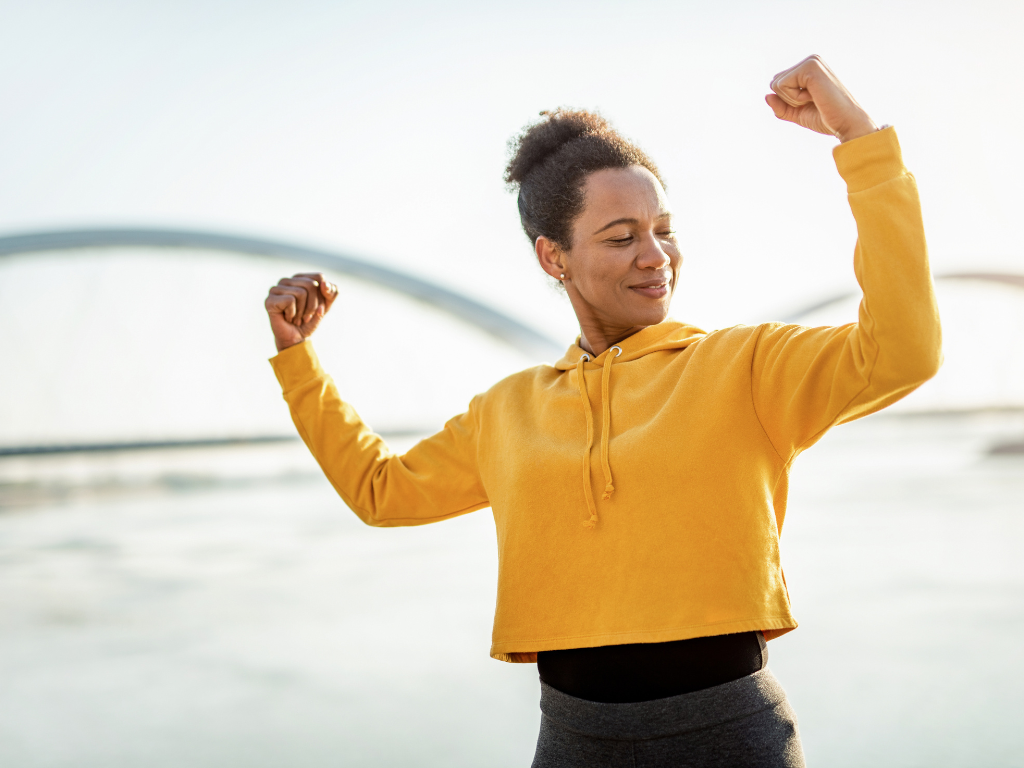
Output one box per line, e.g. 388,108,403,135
535,236,567,281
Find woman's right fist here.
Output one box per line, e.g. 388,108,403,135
265,272,338,352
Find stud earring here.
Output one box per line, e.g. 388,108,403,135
559,273,565,280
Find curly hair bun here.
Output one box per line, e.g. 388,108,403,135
504,108,663,250
504,109,614,185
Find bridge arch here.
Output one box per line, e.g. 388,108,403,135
0,228,562,359
782,272,1024,323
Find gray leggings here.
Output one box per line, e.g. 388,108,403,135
531,668,805,768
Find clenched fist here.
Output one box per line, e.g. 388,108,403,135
765,55,878,143
265,272,338,352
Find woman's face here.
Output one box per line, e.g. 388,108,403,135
537,165,681,343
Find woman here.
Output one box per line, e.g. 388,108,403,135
263,56,941,767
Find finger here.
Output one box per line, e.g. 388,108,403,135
771,76,812,108
769,54,824,88
322,280,338,310
280,282,314,324
266,290,298,323
765,93,788,120
271,285,307,324
291,272,337,312
283,277,320,320
765,93,807,124
281,277,320,322
769,64,801,104
294,271,339,312
770,55,825,107
268,288,299,323
299,303,327,335
294,272,328,284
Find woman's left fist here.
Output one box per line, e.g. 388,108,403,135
766,55,878,143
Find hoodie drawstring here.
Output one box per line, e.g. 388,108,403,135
574,355,597,529
600,345,621,501
574,345,621,529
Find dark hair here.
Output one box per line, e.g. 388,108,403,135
504,108,664,251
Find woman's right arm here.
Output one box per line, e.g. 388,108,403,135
266,275,489,526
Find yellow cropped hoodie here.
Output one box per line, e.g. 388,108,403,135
271,128,941,662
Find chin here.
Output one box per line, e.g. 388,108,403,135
628,304,671,327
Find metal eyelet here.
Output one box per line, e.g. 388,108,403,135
579,353,591,362
610,345,623,357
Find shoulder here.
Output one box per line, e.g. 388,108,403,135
472,363,561,408
701,321,842,345
696,323,775,349
691,323,835,364
490,363,561,393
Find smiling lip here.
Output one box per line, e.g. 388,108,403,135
629,277,670,299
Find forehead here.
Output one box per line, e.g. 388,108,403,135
580,166,669,219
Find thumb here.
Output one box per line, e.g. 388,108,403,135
298,302,327,337
765,93,791,121
269,309,298,334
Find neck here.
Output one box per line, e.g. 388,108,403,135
578,323,648,357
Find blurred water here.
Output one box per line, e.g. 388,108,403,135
0,412,1022,767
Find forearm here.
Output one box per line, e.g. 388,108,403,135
271,340,394,523
269,340,489,526
838,127,942,409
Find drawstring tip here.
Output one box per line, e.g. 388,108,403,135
582,515,598,530
602,484,615,501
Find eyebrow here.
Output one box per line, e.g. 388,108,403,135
592,212,672,236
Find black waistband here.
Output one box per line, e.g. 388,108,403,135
536,631,768,704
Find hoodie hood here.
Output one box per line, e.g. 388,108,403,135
553,320,706,529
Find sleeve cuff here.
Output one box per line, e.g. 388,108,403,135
833,126,906,194
269,339,326,393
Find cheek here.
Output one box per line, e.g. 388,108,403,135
570,251,617,290
587,261,633,300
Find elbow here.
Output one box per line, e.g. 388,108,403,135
906,354,942,391
915,322,944,384
353,504,412,528
919,345,943,384
354,506,391,528
899,327,943,388
341,496,389,527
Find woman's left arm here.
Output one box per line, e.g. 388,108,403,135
750,57,943,459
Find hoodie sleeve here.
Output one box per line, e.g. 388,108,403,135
270,340,489,526
750,127,942,460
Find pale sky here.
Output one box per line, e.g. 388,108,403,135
2,0,1021,340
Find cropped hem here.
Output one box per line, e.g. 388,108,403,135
491,615,798,663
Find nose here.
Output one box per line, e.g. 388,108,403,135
635,231,672,271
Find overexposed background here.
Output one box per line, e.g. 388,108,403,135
2,0,1021,333
1,1,1023,766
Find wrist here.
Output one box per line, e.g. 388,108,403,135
275,336,306,353
837,115,879,144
